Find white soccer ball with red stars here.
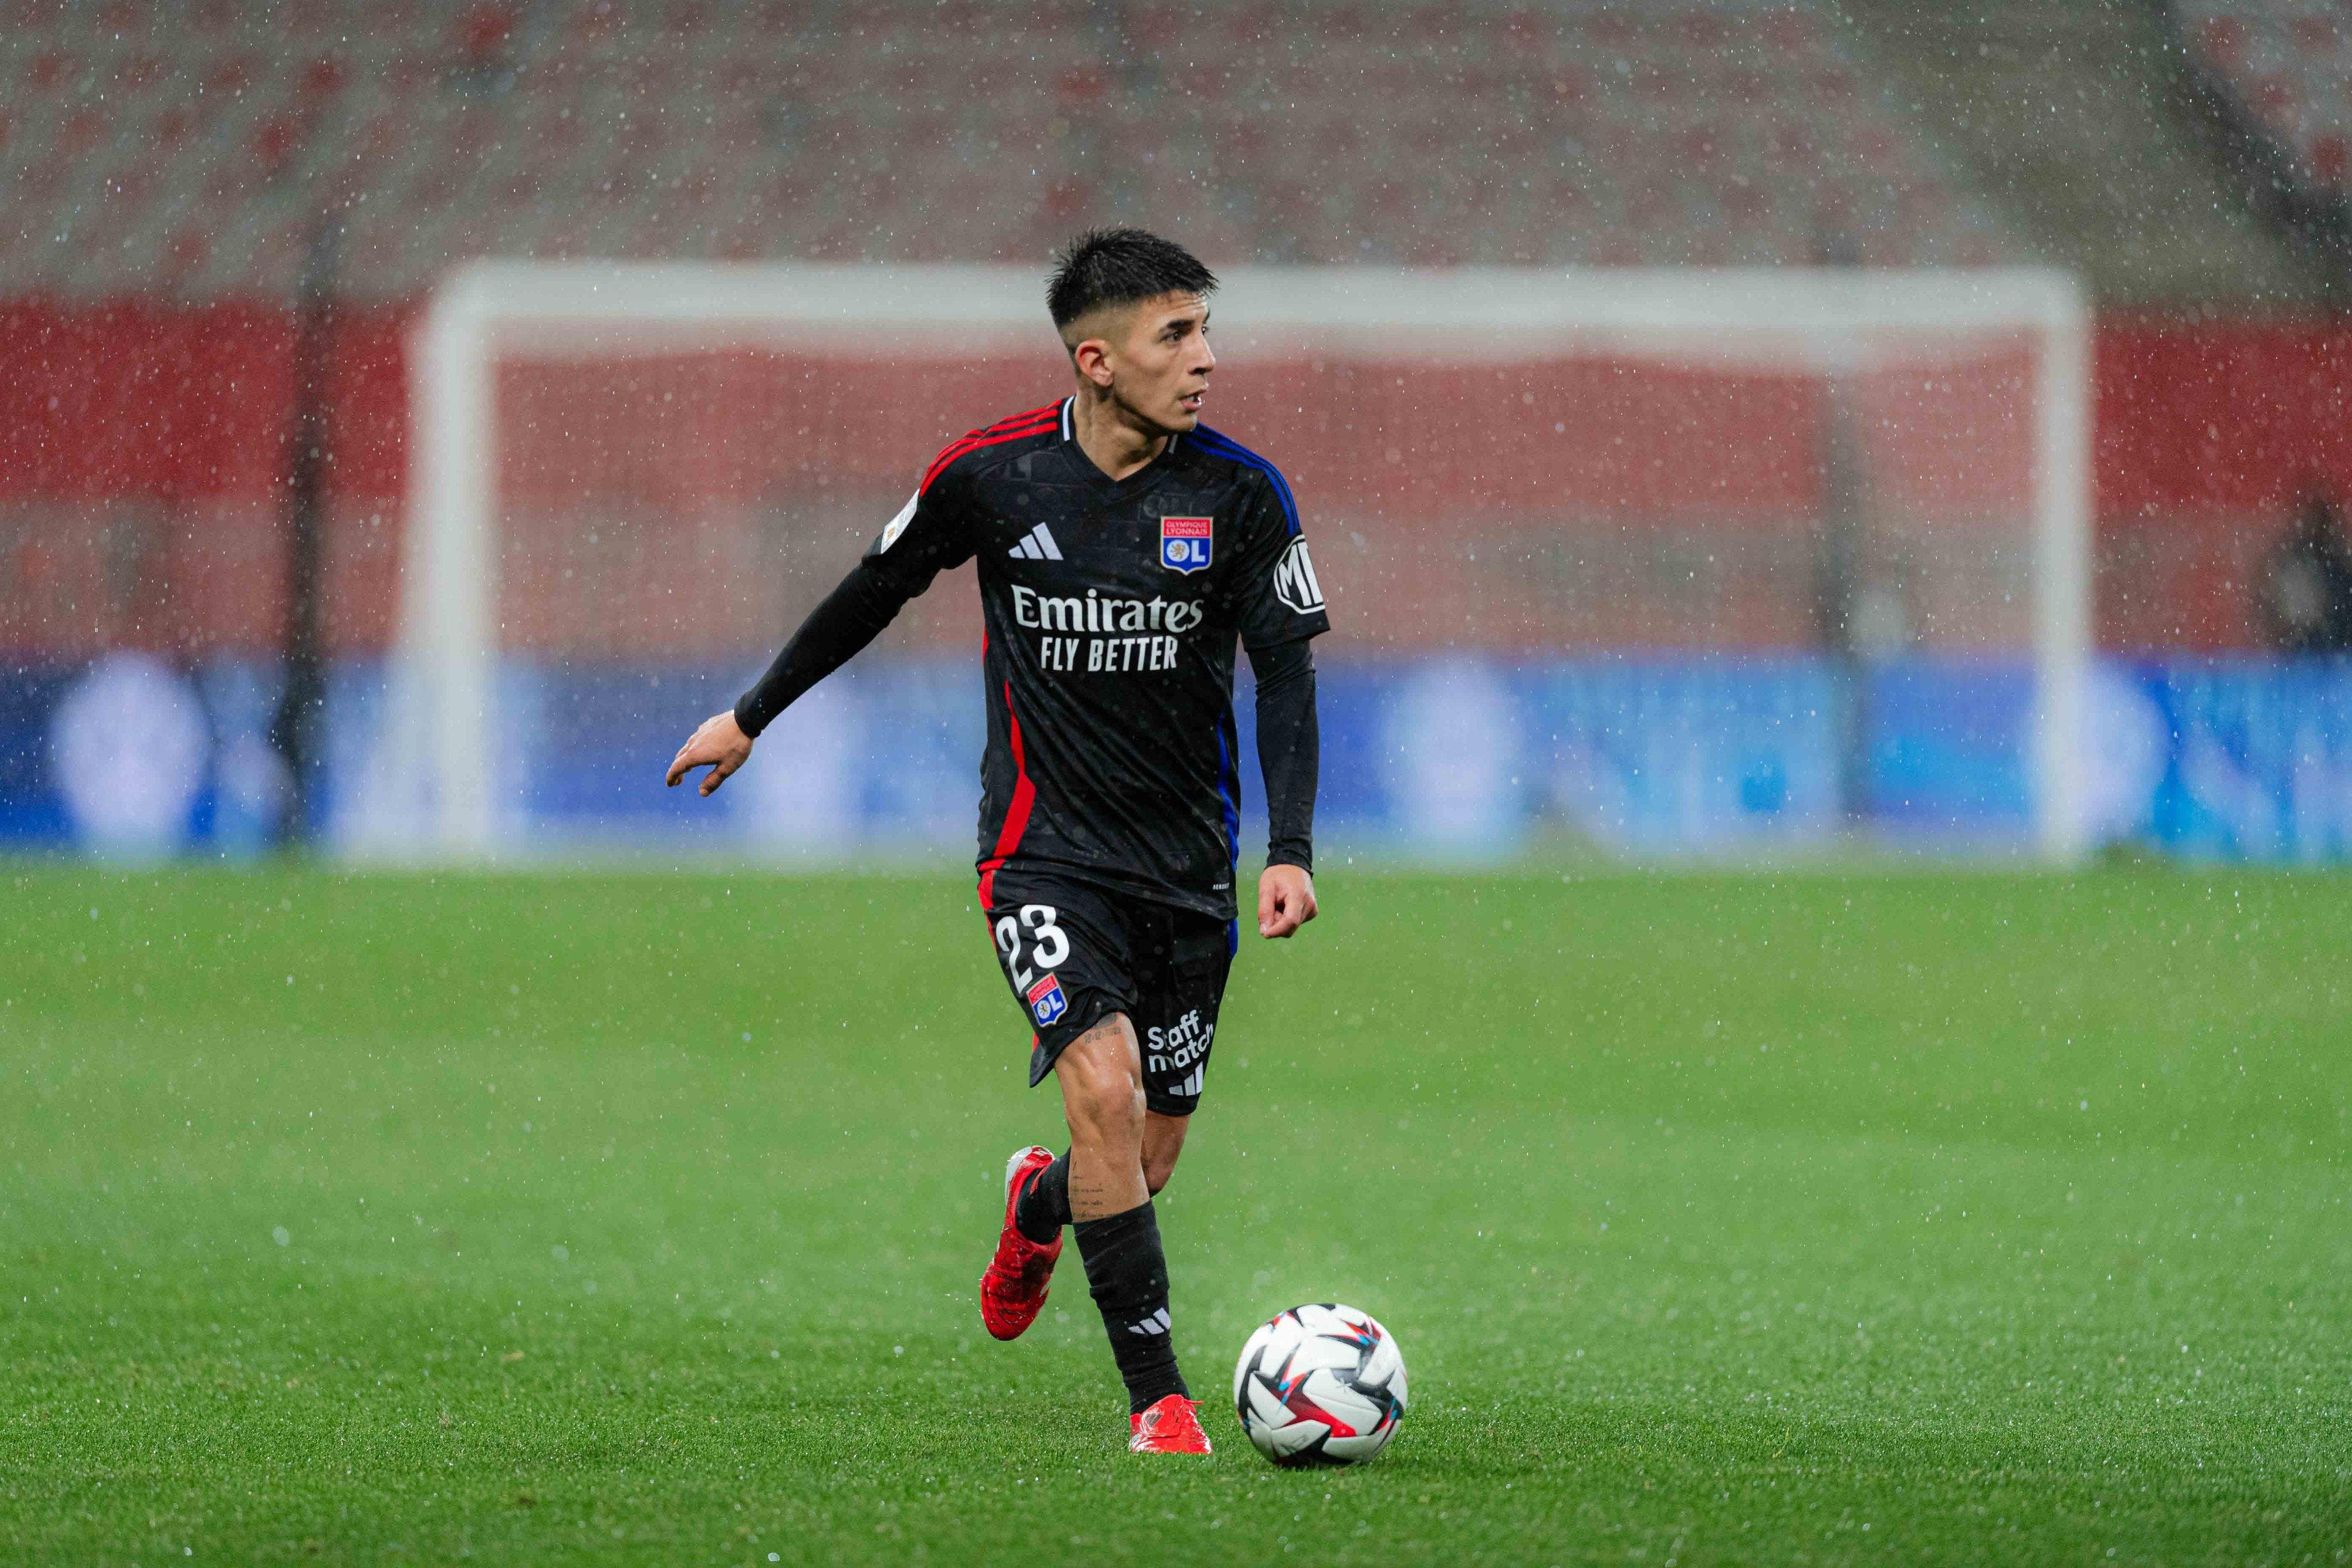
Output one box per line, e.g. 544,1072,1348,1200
1232,1302,1407,1466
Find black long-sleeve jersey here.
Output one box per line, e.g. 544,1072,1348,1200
735,396,1330,921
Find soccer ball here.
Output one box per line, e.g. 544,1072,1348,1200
1232,1303,1407,1466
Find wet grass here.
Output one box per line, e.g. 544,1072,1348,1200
3,864,2348,1563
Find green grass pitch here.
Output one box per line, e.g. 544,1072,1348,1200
4,864,2349,1563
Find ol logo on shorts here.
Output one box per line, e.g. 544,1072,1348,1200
1026,971,1068,1026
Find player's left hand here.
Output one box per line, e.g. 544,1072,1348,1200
666,709,753,797
1258,865,1317,939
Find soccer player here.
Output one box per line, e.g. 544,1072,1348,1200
665,229,1328,1454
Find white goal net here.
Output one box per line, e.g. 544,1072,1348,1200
350,262,2088,862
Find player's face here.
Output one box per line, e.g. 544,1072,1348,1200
1106,292,1215,433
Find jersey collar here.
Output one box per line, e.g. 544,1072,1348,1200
1059,395,1186,490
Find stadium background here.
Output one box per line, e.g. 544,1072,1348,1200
7,5,2352,1564
5,0,2351,864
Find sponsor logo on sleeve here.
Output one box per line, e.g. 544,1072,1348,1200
877,490,919,552
1025,971,1068,1026
1272,536,1324,614
1160,515,1213,575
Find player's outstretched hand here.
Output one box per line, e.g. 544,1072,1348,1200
666,710,753,797
1258,865,1317,939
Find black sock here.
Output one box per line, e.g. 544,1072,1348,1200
1012,1151,1070,1244
1073,1200,1187,1414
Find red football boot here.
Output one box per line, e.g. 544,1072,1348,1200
978,1144,1062,1341
1129,1394,1213,1454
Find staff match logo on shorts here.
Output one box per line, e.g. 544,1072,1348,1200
1159,516,1213,575
1026,972,1069,1026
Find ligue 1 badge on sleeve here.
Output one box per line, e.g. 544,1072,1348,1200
1160,516,1213,574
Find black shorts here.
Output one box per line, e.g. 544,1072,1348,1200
981,870,1236,1117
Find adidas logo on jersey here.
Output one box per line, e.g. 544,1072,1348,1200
1008,523,1063,561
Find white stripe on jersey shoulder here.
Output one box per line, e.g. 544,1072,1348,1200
877,490,919,552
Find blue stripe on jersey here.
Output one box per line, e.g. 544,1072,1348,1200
1213,715,1241,871
1189,425,1302,537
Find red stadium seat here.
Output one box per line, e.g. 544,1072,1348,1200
2199,14,2251,66
2311,132,2349,189
2250,73,2299,125
2290,12,2339,54
458,6,516,63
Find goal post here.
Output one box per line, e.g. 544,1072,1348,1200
359,261,2090,862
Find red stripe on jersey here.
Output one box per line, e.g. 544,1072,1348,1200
921,413,1057,494
919,405,1060,495
976,679,1037,909
987,401,1062,433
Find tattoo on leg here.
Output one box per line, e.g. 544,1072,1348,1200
1058,1012,1148,1221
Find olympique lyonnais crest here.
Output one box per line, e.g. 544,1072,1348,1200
1160,516,1213,574
1026,972,1069,1026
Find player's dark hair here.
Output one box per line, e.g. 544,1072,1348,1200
1047,228,1217,332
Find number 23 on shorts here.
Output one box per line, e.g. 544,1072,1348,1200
993,904,1069,992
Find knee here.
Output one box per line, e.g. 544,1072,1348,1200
1063,1054,1144,1144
